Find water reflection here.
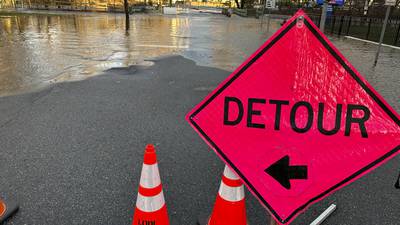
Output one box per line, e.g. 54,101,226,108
0,12,399,105
0,12,274,96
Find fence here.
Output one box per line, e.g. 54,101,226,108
265,5,400,46
306,14,400,46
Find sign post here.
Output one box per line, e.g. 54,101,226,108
373,1,394,66
320,2,328,32
187,10,400,224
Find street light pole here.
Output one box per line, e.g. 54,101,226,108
373,5,391,66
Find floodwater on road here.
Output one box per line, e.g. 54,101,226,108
0,11,275,96
0,11,399,111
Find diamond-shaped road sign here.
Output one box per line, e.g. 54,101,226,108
186,11,400,224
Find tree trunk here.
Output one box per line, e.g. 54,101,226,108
235,0,240,8
124,0,129,30
348,0,353,11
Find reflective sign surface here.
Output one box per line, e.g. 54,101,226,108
187,11,400,224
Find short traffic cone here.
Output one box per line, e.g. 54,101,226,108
132,144,169,225
207,165,248,225
0,198,18,223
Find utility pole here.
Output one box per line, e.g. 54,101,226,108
124,0,130,31
373,1,393,66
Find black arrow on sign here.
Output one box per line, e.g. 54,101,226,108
265,155,308,190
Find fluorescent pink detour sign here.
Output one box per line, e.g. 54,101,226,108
186,10,400,224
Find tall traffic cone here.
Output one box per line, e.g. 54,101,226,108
0,198,18,223
206,165,248,225
132,144,169,225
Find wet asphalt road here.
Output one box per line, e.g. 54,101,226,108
0,55,399,225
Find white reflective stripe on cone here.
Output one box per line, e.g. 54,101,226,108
136,191,165,212
223,165,240,180
140,163,161,189
218,182,244,202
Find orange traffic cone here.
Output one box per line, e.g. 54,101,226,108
0,198,18,223
132,144,169,225
206,165,248,225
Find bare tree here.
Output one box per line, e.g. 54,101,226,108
124,0,129,30
234,0,256,9
235,0,242,8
